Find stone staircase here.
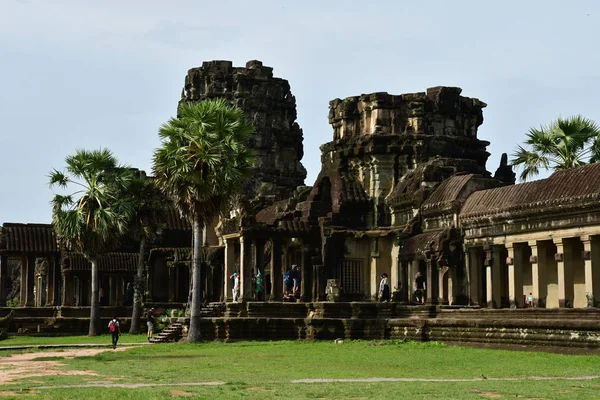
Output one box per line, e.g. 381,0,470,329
149,322,183,343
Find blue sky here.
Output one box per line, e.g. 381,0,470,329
1,0,599,223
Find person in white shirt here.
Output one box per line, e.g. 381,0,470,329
230,272,240,302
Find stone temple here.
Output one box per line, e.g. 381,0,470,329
1,60,600,347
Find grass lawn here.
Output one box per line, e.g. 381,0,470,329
1,339,599,399
0,334,150,347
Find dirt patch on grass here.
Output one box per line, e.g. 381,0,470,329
479,393,502,398
170,390,194,397
0,347,131,385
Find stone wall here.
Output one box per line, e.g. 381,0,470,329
180,60,307,209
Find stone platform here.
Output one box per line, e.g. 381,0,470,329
2,303,600,350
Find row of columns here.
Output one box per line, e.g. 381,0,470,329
466,235,600,308
0,254,59,307
223,236,311,302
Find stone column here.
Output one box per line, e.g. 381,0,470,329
410,260,420,302
223,238,235,302
45,257,56,306
146,262,153,302
370,238,380,300
239,236,252,301
425,257,438,304
0,255,7,306
390,240,401,301
582,236,600,307
529,241,547,308
300,245,310,302
506,244,524,308
398,259,409,302
465,247,480,306
109,275,116,306
270,237,283,301
485,246,501,308
555,238,574,308
438,266,448,304
21,255,35,307
168,268,175,302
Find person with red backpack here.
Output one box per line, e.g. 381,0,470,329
108,316,121,349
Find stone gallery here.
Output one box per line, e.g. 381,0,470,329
1,61,600,346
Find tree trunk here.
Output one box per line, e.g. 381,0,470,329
187,216,203,342
89,256,101,336
129,236,146,334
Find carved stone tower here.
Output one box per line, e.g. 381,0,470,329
180,60,307,210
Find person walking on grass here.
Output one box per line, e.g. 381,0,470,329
108,316,121,349
147,307,155,341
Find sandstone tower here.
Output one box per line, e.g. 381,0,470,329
180,60,307,210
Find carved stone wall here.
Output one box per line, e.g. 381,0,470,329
180,60,307,210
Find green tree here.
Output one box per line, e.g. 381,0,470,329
511,115,600,181
126,173,168,334
49,149,134,335
152,99,254,342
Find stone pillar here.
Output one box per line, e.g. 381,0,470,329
555,238,574,308
448,267,457,305
390,240,401,301
109,275,116,306
254,239,265,295
168,268,175,302
239,236,252,301
61,271,69,306
506,244,524,308
146,262,153,302
582,236,600,307
223,238,235,302
410,260,420,302
0,255,7,306
45,257,56,306
370,238,380,300
398,259,408,302
465,247,480,306
485,246,501,308
21,255,35,307
529,241,547,308
425,257,438,304
270,237,283,301
438,266,448,304
300,245,310,302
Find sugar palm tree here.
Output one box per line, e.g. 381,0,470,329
511,115,600,181
126,172,168,334
49,149,134,335
153,99,254,342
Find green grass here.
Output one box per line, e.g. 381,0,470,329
0,334,150,347
2,339,600,399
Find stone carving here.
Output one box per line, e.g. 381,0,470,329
180,60,307,212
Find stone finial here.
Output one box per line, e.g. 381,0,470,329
493,153,516,184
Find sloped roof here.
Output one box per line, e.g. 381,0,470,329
460,163,600,222
165,207,191,230
63,252,138,272
421,174,474,215
0,223,58,253
399,229,450,258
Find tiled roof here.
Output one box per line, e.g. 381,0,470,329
0,223,58,253
62,252,138,272
399,229,450,257
421,174,474,215
460,163,600,222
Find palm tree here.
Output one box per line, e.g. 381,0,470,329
511,115,600,181
49,149,134,335
152,99,254,342
126,172,168,334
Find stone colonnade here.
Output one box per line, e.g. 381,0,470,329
223,235,313,302
465,233,600,308
0,254,59,307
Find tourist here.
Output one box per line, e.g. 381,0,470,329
379,273,390,302
147,308,155,341
415,272,426,304
108,316,120,349
284,267,294,299
230,272,240,302
255,271,264,301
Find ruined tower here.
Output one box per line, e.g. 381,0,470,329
180,60,307,210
